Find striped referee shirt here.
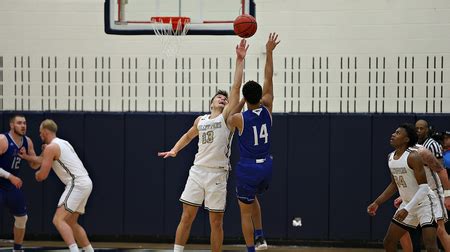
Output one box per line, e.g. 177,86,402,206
422,137,443,159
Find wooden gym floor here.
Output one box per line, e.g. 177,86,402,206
0,240,386,251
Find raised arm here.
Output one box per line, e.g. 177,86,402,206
157,116,201,159
226,98,246,133
261,33,280,114
222,39,248,122
230,98,246,117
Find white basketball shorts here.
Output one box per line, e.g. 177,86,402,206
180,165,228,212
394,193,440,228
58,176,93,214
434,188,448,221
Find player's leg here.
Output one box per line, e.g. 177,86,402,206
416,196,440,252
399,232,413,252
203,169,228,252
384,222,409,252
253,197,267,250
209,211,224,252
434,194,450,251
239,200,256,251
6,187,28,252
12,215,27,251
436,219,450,251
53,206,79,252
235,161,266,252
66,213,93,252
408,228,422,252
254,158,272,251
175,203,199,251
252,197,263,232
62,177,93,252
421,225,438,252
175,166,206,251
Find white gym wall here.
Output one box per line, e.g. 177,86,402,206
0,0,449,113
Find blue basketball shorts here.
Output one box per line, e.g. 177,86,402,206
0,186,27,216
235,156,273,204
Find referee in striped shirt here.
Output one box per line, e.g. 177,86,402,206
416,119,443,159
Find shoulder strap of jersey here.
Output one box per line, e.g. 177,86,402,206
22,135,29,150
261,105,273,126
4,132,13,144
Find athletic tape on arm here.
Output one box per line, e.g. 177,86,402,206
0,167,11,179
404,184,430,212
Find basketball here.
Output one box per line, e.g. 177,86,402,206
233,14,257,38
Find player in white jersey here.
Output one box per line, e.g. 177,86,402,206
19,119,93,252
158,39,248,252
395,143,450,252
367,123,438,252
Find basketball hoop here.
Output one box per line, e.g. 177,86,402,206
151,16,190,57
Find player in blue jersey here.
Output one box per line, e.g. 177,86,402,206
0,114,39,252
158,39,248,252
227,33,280,252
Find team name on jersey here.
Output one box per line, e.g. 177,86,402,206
199,122,222,131
391,167,407,175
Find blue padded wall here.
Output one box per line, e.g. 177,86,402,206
83,113,125,235
1,112,448,244
328,114,372,240
287,114,330,240
123,113,165,235
261,114,288,239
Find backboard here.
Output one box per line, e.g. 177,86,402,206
104,0,256,35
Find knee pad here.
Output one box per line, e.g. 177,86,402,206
14,215,28,229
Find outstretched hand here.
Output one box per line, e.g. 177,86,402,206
158,150,177,159
266,32,280,52
236,39,249,60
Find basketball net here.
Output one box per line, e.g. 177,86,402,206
151,17,190,57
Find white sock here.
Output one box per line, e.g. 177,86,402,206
82,244,94,252
174,244,184,252
69,243,79,252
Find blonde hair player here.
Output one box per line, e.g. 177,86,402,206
19,119,94,252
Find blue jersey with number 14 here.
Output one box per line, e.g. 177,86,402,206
238,106,272,159
0,133,28,189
